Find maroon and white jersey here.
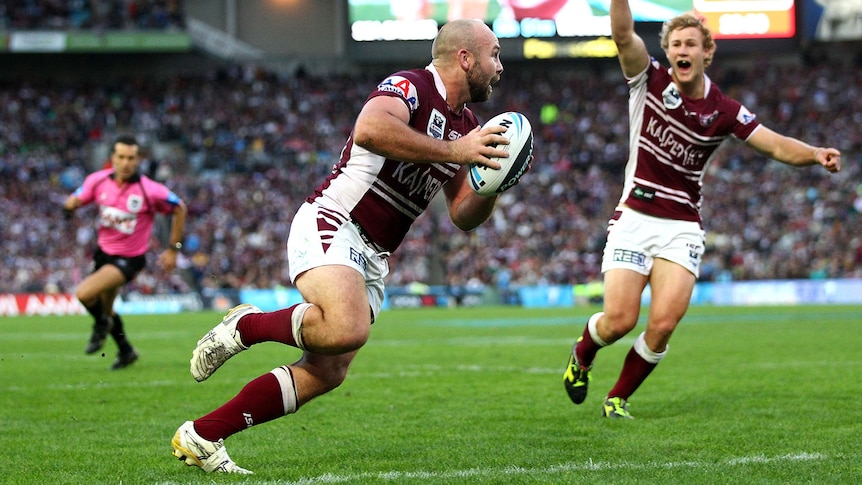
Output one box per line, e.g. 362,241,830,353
307,64,479,253
618,59,761,223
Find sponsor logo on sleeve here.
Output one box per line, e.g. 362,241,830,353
737,106,757,125
377,76,419,111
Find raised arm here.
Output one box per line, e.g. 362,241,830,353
746,126,841,173
610,0,650,77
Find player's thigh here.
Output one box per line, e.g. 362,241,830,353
295,264,372,332
645,257,696,334
76,265,126,302
602,268,648,332
288,202,387,324
100,286,121,312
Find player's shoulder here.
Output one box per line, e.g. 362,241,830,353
645,58,668,78
386,67,431,83
138,175,181,204
90,167,114,178
377,68,432,90
83,168,114,185
373,68,435,111
704,76,745,111
138,174,169,190
627,57,661,85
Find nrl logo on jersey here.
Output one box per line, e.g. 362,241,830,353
127,194,144,212
662,83,682,110
427,109,446,139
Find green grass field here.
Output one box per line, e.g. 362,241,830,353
1,304,860,484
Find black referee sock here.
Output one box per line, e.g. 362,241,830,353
82,299,103,322
110,313,134,355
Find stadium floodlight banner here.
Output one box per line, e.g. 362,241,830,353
345,1,801,60
693,0,796,39
4,31,192,53
347,0,691,41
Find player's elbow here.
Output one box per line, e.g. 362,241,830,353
450,208,492,232
352,123,373,149
452,218,480,232
352,123,390,156
611,25,636,47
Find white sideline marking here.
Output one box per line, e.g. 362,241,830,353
227,452,826,484
368,335,637,348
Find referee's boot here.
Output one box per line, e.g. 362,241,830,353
85,316,114,354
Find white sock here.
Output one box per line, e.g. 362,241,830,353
291,302,313,351
633,331,667,364
587,311,608,346
270,365,298,415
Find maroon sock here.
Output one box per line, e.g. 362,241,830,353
607,346,657,400
236,304,300,347
194,371,290,441
575,325,600,367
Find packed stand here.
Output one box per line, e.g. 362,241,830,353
0,0,185,30
0,60,859,296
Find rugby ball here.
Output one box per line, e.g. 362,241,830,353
468,111,533,197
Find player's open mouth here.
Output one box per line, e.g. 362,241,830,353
676,60,692,70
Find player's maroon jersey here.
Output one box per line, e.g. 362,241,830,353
618,59,761,223
307,65,479,253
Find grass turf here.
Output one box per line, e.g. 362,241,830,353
1,304,860,484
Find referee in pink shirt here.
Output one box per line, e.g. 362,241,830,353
64,134,187,370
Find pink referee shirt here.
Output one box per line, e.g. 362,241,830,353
72,169,182,257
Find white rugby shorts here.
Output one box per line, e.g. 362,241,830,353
601,208,705,277
287,202,389,321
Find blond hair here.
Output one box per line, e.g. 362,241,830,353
660,12,715,67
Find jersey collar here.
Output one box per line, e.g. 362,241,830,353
426,63,465,113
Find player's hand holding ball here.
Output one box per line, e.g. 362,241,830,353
468,112,534,196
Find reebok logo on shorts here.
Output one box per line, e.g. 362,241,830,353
613,249,647,268
350,247,367,270
688,242,702,265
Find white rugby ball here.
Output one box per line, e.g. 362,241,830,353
468,111,533,196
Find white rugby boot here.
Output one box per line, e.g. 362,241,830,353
171,421,252,474
190,303,262,382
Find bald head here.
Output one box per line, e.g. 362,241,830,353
431,19,490,64
429,19,502,107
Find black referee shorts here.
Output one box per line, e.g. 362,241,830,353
93,247,147,283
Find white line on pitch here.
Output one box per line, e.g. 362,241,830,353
214,452,827,484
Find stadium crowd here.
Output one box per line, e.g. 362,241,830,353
0,0,185,30
1,58,860,296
